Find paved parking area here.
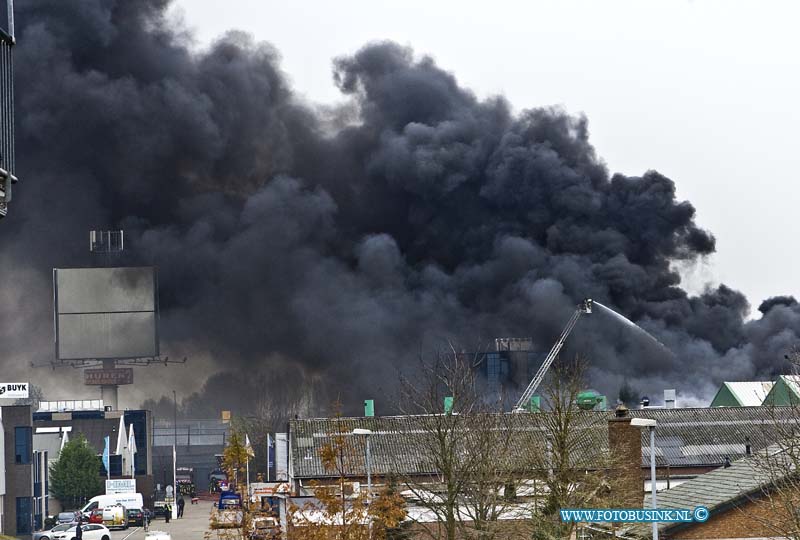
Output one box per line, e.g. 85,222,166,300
107,500,215,540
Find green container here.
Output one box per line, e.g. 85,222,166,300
528,396,541,412
364,399,375,417
576,390,602,410
444,396,454,414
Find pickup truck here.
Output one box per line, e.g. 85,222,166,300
210,491,243,529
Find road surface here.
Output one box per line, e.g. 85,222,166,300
107,500,214,539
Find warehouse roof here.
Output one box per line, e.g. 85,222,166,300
628,406,793,468
290,412,608,478
730,381,774,406
33,432,65,459
716,381,774,407
290,407,798,478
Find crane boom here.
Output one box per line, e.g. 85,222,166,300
514,298,593,411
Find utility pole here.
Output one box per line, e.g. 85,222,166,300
173,389,178,500
173,389,178,448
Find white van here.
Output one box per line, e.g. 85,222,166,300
81,493,144,514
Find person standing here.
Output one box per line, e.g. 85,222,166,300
177,496,185,518
164,503,171,523
75,517,83,539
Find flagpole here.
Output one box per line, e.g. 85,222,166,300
244,434,253,504
104,436,110,481
172,444,178,521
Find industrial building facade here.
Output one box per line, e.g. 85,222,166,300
1,405,41,539
32,404,154,514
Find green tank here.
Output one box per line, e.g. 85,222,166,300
576,390,606,410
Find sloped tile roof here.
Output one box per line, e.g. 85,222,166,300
644,445,792,514
645,457,763,511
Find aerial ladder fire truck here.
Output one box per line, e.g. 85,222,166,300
513,298,593,412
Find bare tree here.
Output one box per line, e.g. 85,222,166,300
391,348,635,540
521,358,624,540
745,444,800,540
235,372,316,480
744,348,800,539
14,383,45,411
288,404,406,540
396,345,529,540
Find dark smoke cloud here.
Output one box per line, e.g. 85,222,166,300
3,0,797,414
759,295,798,315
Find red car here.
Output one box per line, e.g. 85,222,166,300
88,509,103,524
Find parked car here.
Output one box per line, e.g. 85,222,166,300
56,512,80,525
33,524,72,540
127,508,144,527
52,524,111,540
88,510,103,524
152,490,167,518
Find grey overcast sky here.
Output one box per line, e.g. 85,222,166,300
171,0,800,314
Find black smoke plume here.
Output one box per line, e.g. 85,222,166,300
3,0,797,415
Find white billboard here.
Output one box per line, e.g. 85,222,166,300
54,267,158,360
106,479,136,495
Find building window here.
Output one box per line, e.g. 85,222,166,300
527,352,542,379
34,497,42,530
486,352,509,386
16,497,32,535
15,426,32,464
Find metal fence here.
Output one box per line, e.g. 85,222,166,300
0,0,16,218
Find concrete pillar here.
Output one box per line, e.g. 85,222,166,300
101,384,118,410
100,359,119,410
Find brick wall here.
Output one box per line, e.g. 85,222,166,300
665,492,797,539
608,407,644,508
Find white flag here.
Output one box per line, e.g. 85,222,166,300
60,430,70,452
127,424,137,477
245,433,255,458
115,415,127,475
114,415,126,455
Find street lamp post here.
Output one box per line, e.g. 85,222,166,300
353,428,373,539
631,418,658,540
352,429,372,498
